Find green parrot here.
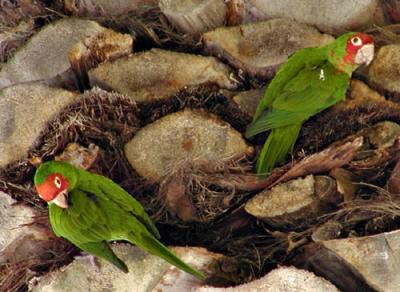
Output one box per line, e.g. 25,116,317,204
34,161,205,279
245,32,374,176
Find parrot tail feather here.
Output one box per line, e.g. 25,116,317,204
127,233,206,280
256,123,302,176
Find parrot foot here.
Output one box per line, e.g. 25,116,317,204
75,253,101,272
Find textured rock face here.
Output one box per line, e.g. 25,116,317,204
368,44,400,97
89,48,237,102
0,83,77,168
71,0,148,16
321,230,400,292
232,88,264,118
159,0,228,35
234,0,386,33
245,175,340,228
0,18,106,89
124,109,252,181
203,18,333,79
0,20,35,63
30,245,218,292
195,266,339,292
29,244,170,292
365,121,400,148
0,191,38,251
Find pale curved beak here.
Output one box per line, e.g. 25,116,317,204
355,44,374,66
51,190,69,208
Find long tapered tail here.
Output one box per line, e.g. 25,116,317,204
257,123,302,176
127,233,206,280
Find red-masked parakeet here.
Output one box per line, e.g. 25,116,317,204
34,161,205,279
245,32,374,175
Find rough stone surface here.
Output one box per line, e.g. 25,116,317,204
195,266,339,292
232,88,263,118
246,175,316,218
368,44,400,97
89,48,237,102
322,229,400,292
0,83,77,168
69,28,134,90
0,18,106,89
365,121,400,148
203,18,333,79
235,0,386,33
30,244,169,292
0,191,38,251
153,247,225,291
159,0,227,35
245,175,340,227
0,19,35,62
124,109,253,181
30,245,216,292
68,0,148,16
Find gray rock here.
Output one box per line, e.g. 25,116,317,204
232,88,264,118
159,0,228,35
245,175,340,228
0,83,77,168
30,245,216,292
365,121,400,148
203,18,333,79
195,266,339,292
0,191,39,251
321,229,400,291
124,109,253,181
312,221,343,242
69,28,133,90
0,18,106,89
89,48,237,102
368,44,400,98
0,20,35,62
68,0,149,16
233,0,386,33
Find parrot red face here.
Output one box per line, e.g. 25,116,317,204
35,173,69,208
344,33,374,66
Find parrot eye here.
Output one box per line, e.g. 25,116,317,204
54,176,62,189
351,37,362,46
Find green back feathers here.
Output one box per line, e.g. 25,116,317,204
246,33,359,175
251,47,327,123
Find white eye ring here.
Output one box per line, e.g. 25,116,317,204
351,37,362,46
54,176,62,189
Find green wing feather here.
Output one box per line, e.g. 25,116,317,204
78,170,160,239
248,62,349,137
247,61,350,174
125,231,206,280
78,241,128,273
49,173,205,279
49,190,129,272
252,47,328,122
256,123,302,176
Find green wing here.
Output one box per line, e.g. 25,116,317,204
49,190,111,244
247,62,350,137
49,190,129,272
78,170,160,239
252,47,328,122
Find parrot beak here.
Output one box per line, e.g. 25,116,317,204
51,189,69,208
355,44,374,66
